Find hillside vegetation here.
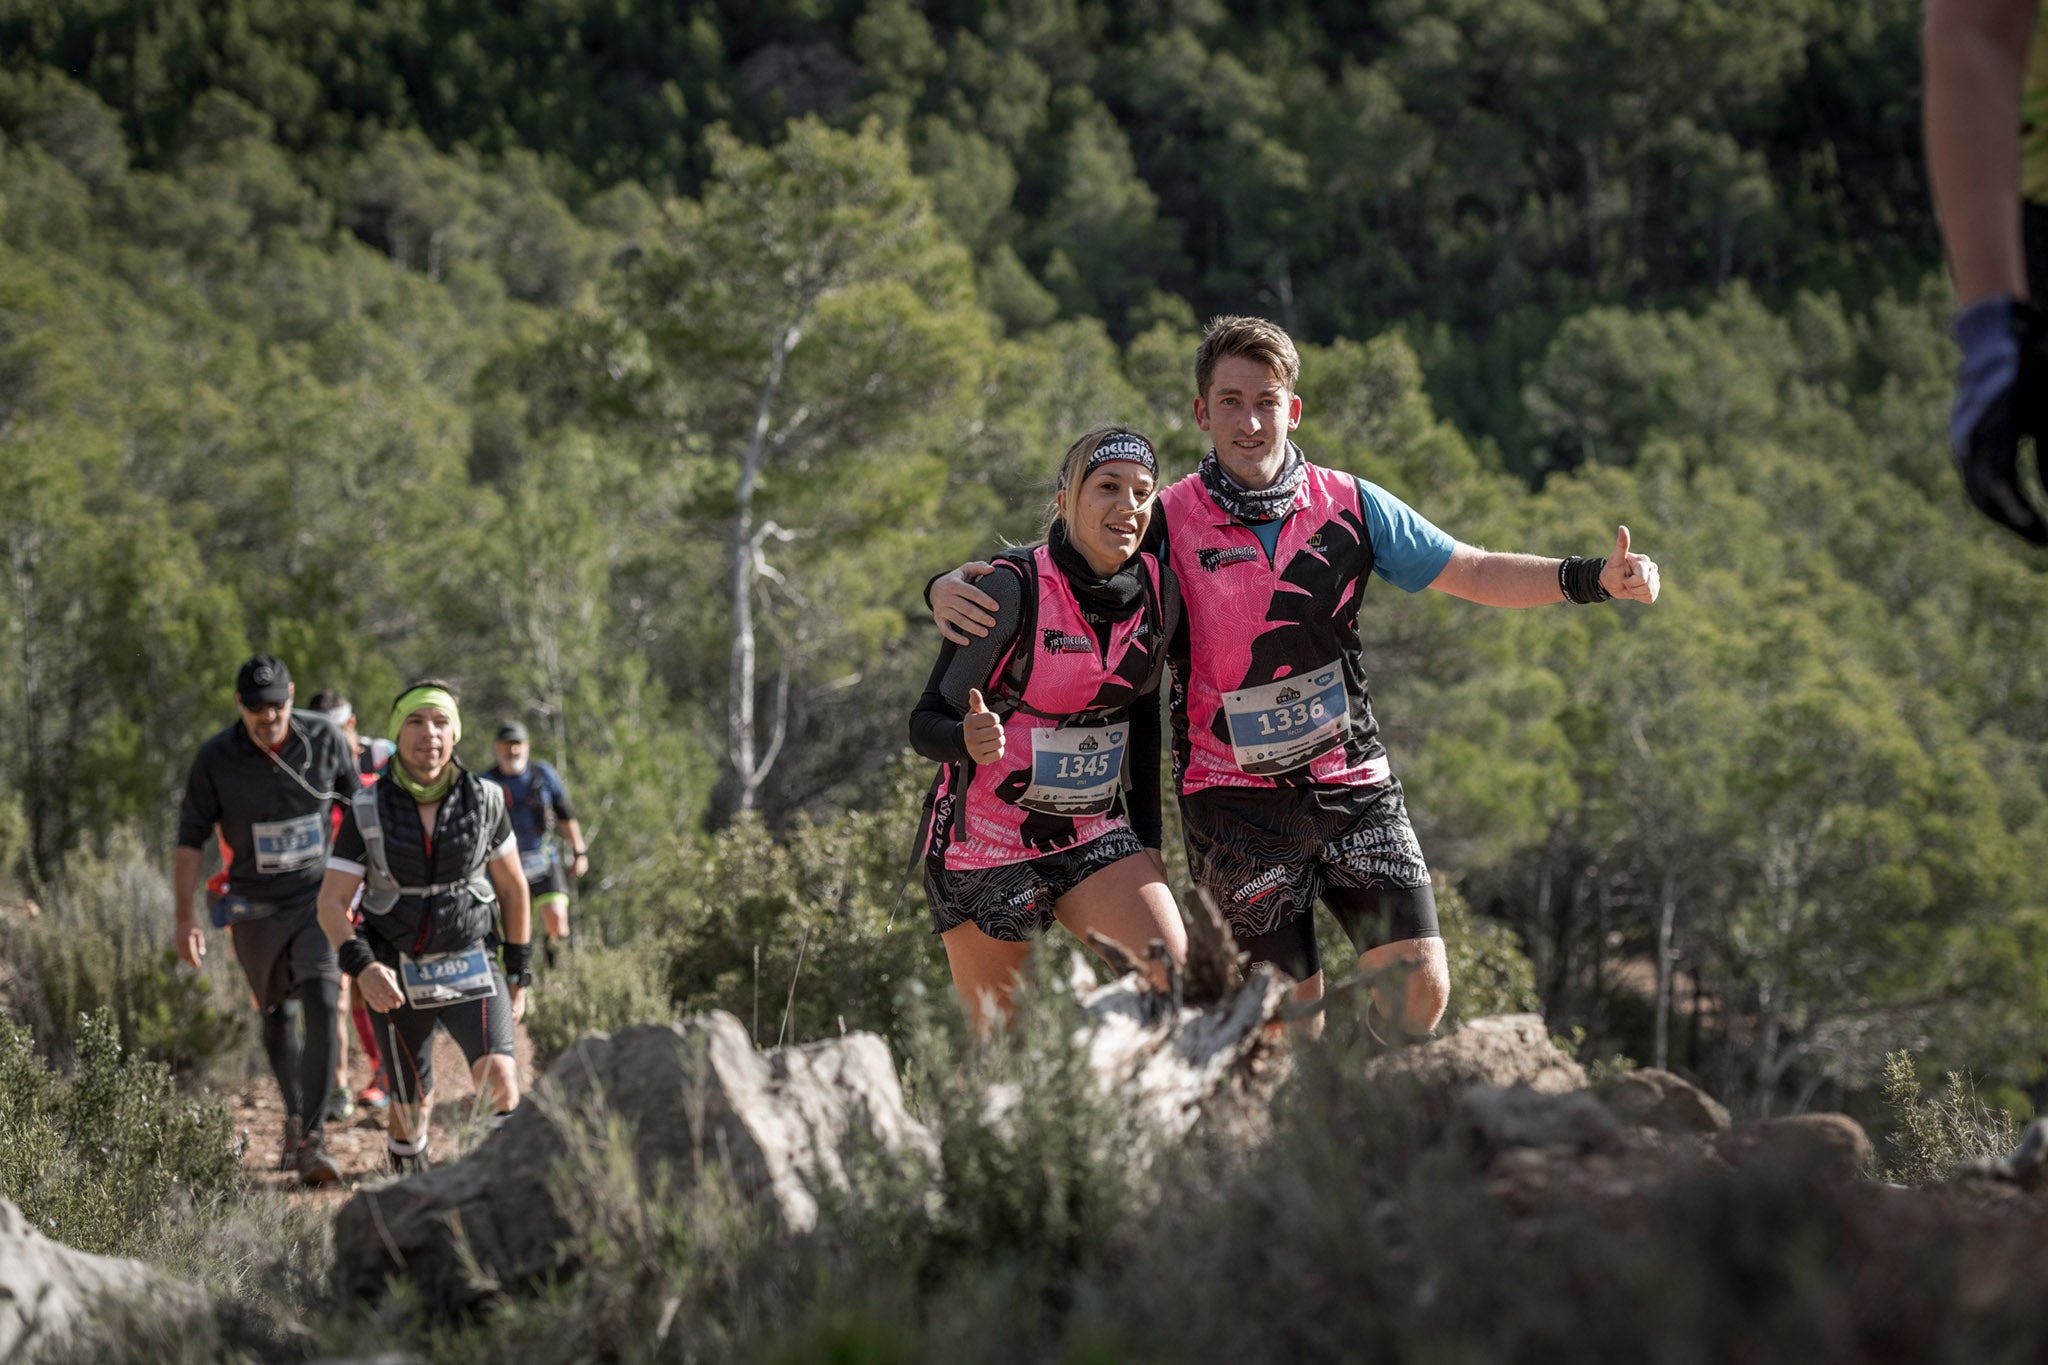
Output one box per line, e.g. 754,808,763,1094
2,0,2044,1131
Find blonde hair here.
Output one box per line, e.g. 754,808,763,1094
1042,426,1156,539
1194,315,1301,399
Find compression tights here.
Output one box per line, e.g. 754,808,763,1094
261,977,341,1143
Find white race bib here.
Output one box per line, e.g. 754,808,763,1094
251,812,326,874
399,944,499,1009
1220,664,1349,775
519,845,552,879
1018,722,1127,816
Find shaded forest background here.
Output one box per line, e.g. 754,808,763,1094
3,0,2045,1121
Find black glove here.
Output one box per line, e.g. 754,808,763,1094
1951,295,2048,545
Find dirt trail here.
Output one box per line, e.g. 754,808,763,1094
221,1015,537,1205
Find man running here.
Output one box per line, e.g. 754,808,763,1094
307,688,394,1115
479,722,588,970
174,655,357,1183
1925,0,2048,541
934,316,1661,1040
318,681,533,1175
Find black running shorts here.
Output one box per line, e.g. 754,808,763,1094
371,960,517,1108
227,897,340,1010
925,826,1146,943
1182,780,1439,979
526,860,569,907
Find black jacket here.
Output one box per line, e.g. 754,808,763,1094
176,713,355,904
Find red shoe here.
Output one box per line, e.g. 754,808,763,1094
356,1083,390,1110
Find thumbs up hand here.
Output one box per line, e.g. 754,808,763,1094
1598,525,1660,604
963,688,1005,764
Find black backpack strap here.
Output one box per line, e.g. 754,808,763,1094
1140,556,1176,700
988,548,1039,713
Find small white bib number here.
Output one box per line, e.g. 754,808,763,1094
1221,664,1349,775
399,945,499,1009
251,813,325,874
519,845,552,879
1018,723,1127,816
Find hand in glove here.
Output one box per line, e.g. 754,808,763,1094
1951,295,2048,544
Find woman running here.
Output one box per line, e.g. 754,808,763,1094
909,427,1186,1033
316,679,534,1174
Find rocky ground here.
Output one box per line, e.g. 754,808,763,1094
219,1011,538,1201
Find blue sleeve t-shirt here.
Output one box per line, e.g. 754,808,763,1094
1357,477,1455,591
1233,476,1453,591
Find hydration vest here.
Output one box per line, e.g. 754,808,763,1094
927,544,1170,872
352,775,505,947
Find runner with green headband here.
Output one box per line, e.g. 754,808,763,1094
317,678,534,1175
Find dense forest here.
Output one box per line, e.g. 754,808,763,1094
3,0,2045,1122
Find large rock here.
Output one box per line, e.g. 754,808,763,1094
0,1198,207,1359
334,1011,936,1312
1601,1067,1731,1135
1362,1014,1588,1113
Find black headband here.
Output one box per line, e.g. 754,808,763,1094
1077,433,1157,482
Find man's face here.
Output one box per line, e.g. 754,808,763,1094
495,739,529,775
1194,354,1302,489
237,684,294,749
398,707,456,778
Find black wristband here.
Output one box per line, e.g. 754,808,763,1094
1558,556,1612,605
501,940,533,980
337,937,376,978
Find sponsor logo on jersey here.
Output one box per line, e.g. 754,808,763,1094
1234,864,1291,903
1042,629,1093,653
1079,736,1099,751
1197,546,1260,572
1306,533,1325,549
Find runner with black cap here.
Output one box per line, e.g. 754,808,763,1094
480,722,588,970
318,679,533,1175
173,655,357,1184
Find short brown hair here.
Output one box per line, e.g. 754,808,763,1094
1194,315,1300,399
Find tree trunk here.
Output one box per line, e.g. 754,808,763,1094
1653,864,1678,1070
12,528,48,894
728,321,802,813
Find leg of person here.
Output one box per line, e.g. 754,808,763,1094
352,993,388,1108
1047,831,1187,991
326,975,354,1124
928,858,1050,1037
1317,778,1448,1039
940,922,1035,1038
532,865,571,971
442,967,521,1128
1181,787,1325,1034
372,997,443,1173
229,917,305,1168
283,911,343,1184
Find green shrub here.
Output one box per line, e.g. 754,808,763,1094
3,833,245,1076
657,769,956,1049
1879,1049,2020,1184
0,1007,241,1256
525,941,674,1071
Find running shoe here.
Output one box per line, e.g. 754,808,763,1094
277,1114,303,1173
387,1145,429,1177
323,1086,356,1123
356,1082,390,1111
297,1137,342,1187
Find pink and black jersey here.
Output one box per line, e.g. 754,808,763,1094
1161,463,1447,795
920,544,1169,872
